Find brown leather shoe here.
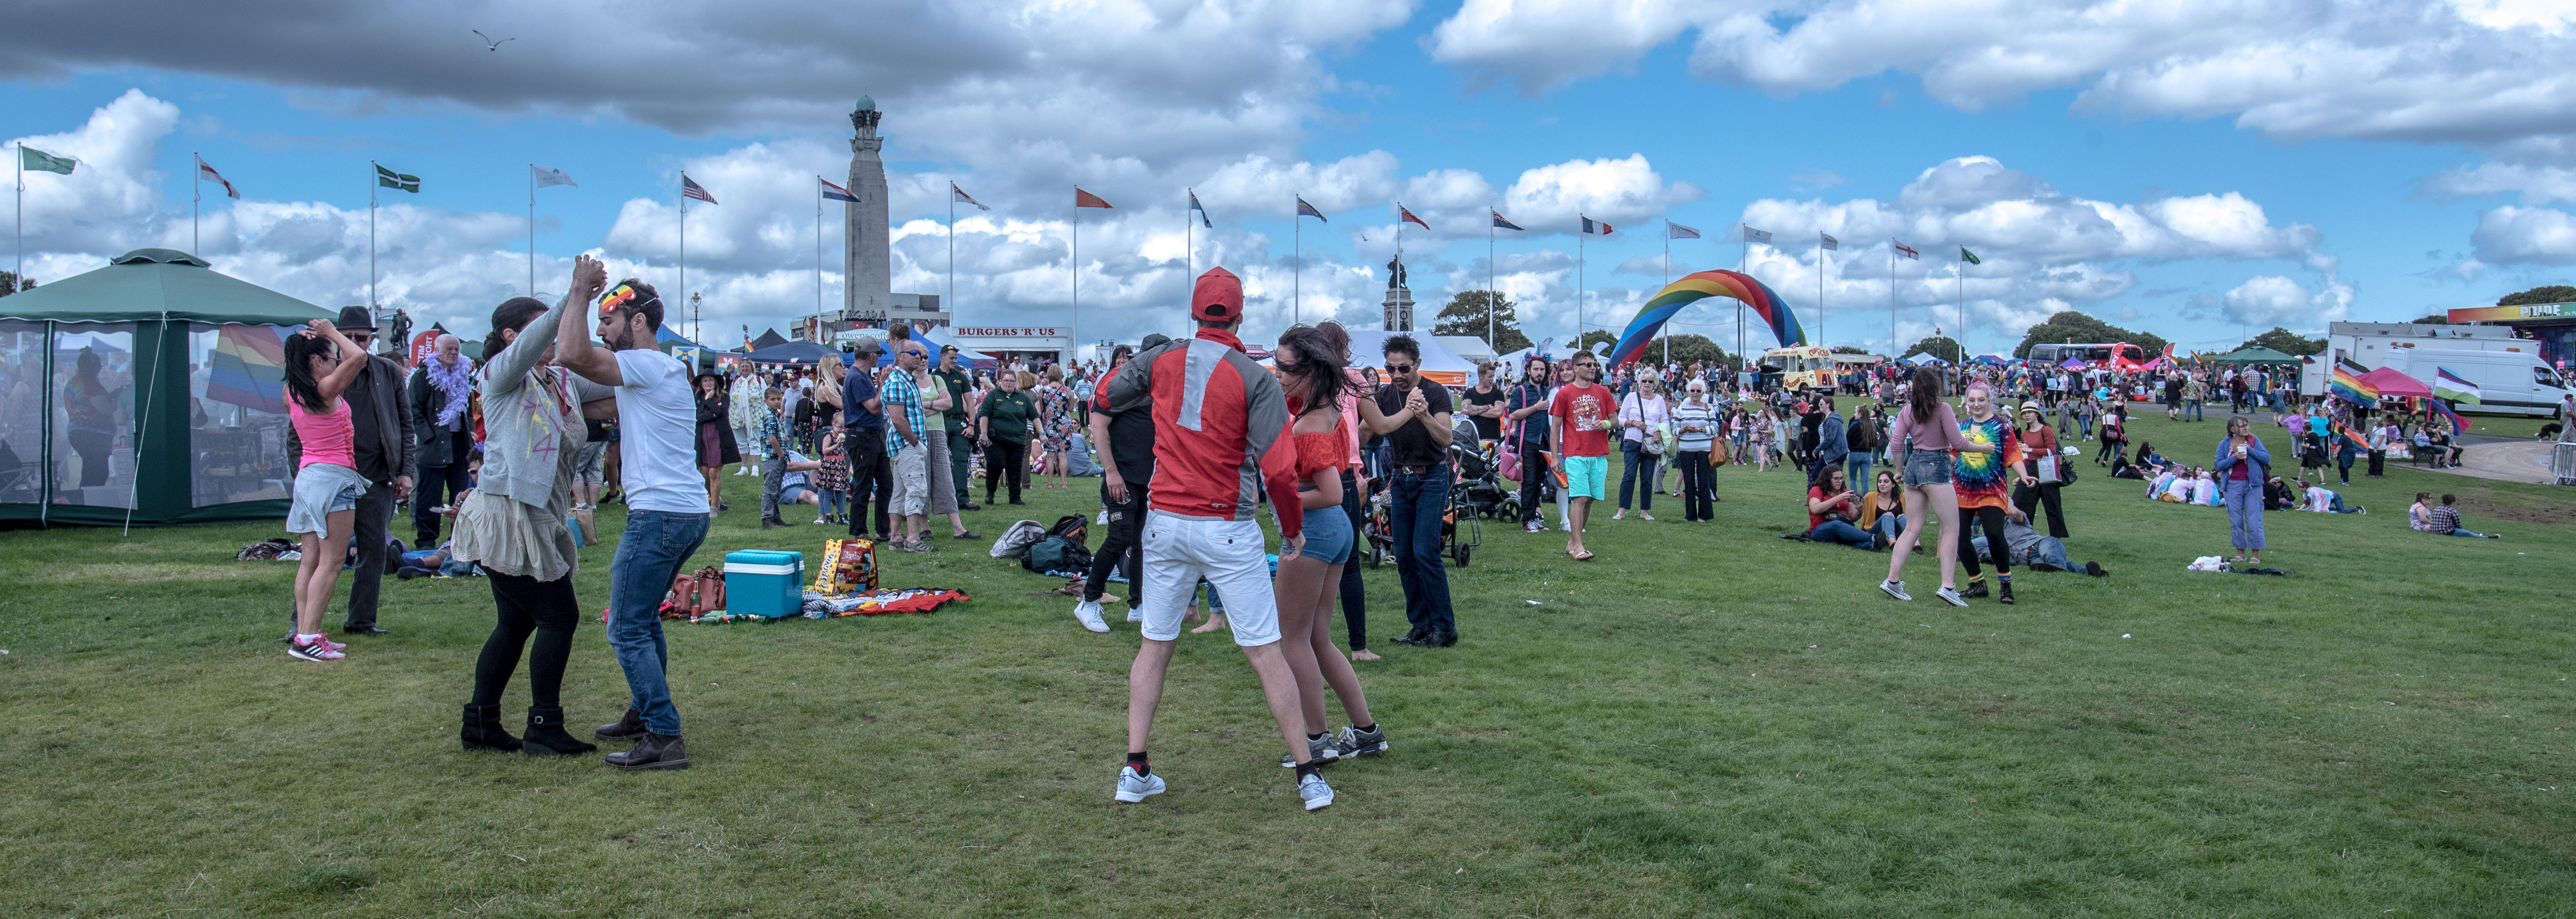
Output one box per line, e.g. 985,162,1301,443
594,707,649,742
604,732,689,771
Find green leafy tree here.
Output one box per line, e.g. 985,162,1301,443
2011,310,2167,360
1431,290,1532,353
2230,327,2325,356
1900,336,1963,363
0,269,29,297
2498,285,2576,307
2409,314,2449,324
1829,345,1874,355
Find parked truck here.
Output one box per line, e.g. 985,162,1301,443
2302,322,2571,416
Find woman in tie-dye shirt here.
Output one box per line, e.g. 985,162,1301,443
1952,379,2031,605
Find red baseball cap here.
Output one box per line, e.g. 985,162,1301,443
1191,267,1242,321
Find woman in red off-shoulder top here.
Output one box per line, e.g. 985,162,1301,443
1267,326,1385,761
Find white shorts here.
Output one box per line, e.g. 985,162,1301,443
889,443,929,517
1139,511,1279,647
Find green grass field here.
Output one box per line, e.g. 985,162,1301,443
3,409,2571,917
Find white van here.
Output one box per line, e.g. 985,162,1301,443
2382,347,2573,417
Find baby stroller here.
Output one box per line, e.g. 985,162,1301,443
1450,417,1515,522
1357,421,1485,569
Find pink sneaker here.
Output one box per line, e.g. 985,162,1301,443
288,636,345,661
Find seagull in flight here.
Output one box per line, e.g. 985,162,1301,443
472,29,515,51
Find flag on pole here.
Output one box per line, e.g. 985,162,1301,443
1189,190,1211,227
2429,399,2470,435
680,174,717,204
1297,197,1327,221
2433,367,2483,405
1075,187,1113,209
951,182,988,211
1741,226,1771,244
1491,210,1522,231
1819,232,1838,251
19,146,76,175
1581,216,1613,235
1399,205,1430,229
2329,357,2377,405
1959,246,1981,265
1894,240,1920,259
375,163,420,193
819,177,860,203
198,158,240,199
2332,420,2372,452
531,165,577,188
1668,221,1700,240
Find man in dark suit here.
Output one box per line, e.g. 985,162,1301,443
288,306,414,636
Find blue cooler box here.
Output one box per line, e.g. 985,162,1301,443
723,550,805,619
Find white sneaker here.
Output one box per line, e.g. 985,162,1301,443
1114,764,1165,803
1074,599,1109,633
1936,586,1968,607
1125,604,1142,623
1297,772,1335,811
1880,580,1912,601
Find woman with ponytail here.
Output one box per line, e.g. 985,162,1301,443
452,256,612,755
282,319,373,661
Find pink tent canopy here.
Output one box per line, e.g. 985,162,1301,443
2360,366,2431,399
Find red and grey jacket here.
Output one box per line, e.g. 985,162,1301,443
1099,328,1301,538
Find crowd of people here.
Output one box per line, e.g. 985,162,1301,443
265,259,2541,807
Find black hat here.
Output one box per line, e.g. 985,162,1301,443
333,306,375,331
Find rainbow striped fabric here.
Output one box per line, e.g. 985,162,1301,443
206,323,289,414
1605,269,1804,368
2329,358,2377,405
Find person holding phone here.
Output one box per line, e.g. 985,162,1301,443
2213,415,2272,566
1802,465,1878,549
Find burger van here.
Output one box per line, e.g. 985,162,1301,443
2302,321,2572,416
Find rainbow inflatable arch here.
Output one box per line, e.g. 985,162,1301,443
1605,269,1805,369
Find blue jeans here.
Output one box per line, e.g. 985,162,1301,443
1619,440,1658,510
2446,527,2489,538
608,509,710,736
1387,465,1455,635
2184,399,2204,421
1845,454,1872,493
2221,478,2264,551
1806,519,1875,549
1871,511,1907,543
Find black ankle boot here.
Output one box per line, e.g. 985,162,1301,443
523,706,599,756
595,706,650,742
462,703,520,753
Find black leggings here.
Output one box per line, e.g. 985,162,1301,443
471,571,579,708
1084,481,1144,603
983,439,1027,502
1954,505,2012,577
1337,469,1367,651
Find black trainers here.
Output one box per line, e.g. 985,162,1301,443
1336,723,1389,758
2084,561,2108,577
1390,628,1429,646
1998,582,2016,605
1961,581,1990,599
595,707,650,742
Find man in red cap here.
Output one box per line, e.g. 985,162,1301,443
1097,266,1338,812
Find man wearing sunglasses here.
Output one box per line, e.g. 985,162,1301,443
1356,334,1457,648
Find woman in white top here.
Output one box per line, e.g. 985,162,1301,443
1671,379,1718,521
1614,369,1671,520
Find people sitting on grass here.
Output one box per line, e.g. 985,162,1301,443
2408,492,2434,531
2108,447,2144,479
1858,469,1906,547
1803,465,1883,550
2297,478,2364,514
1971,502,2109,578
2425,493,2499,538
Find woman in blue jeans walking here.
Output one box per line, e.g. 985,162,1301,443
2213,415,2271,565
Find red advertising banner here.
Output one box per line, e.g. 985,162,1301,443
408,329,442,369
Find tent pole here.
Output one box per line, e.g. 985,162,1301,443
123,311,168,534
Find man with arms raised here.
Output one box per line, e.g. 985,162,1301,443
1100,267,1335,811
555,269,703,771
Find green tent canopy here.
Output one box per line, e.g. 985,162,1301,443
0,249,336,527
2208,346,2304,365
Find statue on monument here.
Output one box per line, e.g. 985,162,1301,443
1385,254,1407,292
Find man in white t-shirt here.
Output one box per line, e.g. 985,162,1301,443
554,259,703,772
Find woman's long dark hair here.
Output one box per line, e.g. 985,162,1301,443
1275,325,1354,413
483,296,550,369
1908,368,1945,424
281,333,336,413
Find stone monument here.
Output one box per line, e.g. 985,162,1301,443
845,96,892,320
1381,254,1415,331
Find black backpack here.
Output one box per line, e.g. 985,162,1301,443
1046,514,1089,548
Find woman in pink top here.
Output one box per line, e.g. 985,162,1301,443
1878,369,1983,606
282,319,373,662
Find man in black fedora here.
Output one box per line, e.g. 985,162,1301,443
286,306,414,636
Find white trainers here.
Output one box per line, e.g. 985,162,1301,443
1074,599,1109,633
1936,586,1968,607
1880,580,1912,601
1125,604,1142,623
1297,772,1335,811
1114,764,1165,803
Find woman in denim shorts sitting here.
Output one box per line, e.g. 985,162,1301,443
1879,370,1974,605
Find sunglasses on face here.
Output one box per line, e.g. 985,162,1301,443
1387,362,1417,374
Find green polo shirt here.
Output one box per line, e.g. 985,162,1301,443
978,390,1040,445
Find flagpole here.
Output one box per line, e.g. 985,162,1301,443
1738,226,1747,381
1819,231,1828,348
1576,217,1584,351
1071,190,1079,348
528,163,537,297
816,175,824,320
369,160,377,313
1487,213,1496,348
948,183,956,326
14,143,22,291
679,171,688,315
1888,239,1897,356
192,152,201,255
1293,194,1300,324
1662,227,1671,367
1957,253,1965,363
1185,187,1193,301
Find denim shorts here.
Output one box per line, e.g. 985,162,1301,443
286,463,370,535
1901,448,1953,488
1298,501,1354,566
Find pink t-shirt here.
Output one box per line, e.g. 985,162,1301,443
290,396,356,469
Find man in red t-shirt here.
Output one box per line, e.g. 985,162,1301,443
1549,351,1614,560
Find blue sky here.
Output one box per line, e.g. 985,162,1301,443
6,0,2573,357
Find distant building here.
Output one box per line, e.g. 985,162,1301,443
794,96,948,347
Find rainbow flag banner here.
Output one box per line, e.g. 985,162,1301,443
2433,367,2482,405
2429,399,2470,436
2332,420,2372,452
2328,357,2377,405
206,323,289,414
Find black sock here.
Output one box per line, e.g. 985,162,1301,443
1294,761,1320,781
1353,723,1376,734
1307,733,1327,742
1126,751,1149,776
